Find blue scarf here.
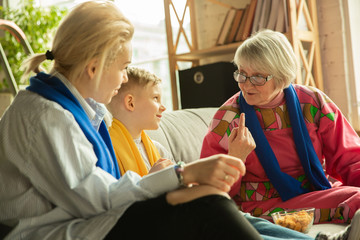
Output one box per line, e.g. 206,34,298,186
27,72,121,179
239,84,331,201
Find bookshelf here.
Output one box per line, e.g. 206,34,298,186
164,0,323,110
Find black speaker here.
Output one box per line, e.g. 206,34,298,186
178,61,238,109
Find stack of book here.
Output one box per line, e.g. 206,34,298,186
216,0,289,46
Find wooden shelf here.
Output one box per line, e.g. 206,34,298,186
175,41,242,61
174,31,293,62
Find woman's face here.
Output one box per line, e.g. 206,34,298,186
98,41,133,104
238,65,283,107
76,41,132,104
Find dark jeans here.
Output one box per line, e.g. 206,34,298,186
106,194,262,240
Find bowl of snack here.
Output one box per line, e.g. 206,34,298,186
271,208,315,233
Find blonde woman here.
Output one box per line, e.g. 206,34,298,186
0,1,263,239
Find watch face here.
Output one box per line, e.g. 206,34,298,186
194,71,204,84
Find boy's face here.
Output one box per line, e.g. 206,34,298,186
133,82,166,130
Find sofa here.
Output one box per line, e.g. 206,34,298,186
146,107,348,238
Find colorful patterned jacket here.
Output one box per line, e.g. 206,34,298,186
201,84,360,198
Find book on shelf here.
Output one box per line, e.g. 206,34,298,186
217,0,290,46
257,0,272,31
275,0,285,32
225,8,245,44
275,0,288,32
249,0,289,33
266,0,281,30
234,4,249,42
283,0,289,32
239,0,258,41
216,8,237,45
251,0,264,34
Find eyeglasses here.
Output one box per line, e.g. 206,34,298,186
233,70,273,86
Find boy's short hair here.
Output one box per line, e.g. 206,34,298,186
119,67,162,94
107,67,162,115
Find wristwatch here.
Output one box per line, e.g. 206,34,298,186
174,161,185,186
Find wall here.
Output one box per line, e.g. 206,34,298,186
317,1,349,115
317,0,360,130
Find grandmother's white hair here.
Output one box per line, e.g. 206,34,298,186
233,29,297,88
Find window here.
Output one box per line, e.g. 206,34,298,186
36,0,173,110
114,0,173,110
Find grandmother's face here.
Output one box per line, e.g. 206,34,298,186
238,65,283,107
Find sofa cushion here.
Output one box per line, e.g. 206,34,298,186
146,107,217,163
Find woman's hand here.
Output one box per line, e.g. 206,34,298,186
228,113,256,161
182,154,245,192
148,158,174,174
166,185,230,205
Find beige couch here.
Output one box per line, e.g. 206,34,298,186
146,107,348,238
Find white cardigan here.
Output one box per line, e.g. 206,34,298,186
0,72,179,239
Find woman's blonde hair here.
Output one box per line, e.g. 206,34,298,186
108,67,161,104
233,29,297,88
22,0,134,87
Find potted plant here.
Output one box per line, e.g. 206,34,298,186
0,0,67,115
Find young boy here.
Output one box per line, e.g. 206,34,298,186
107,67,174,177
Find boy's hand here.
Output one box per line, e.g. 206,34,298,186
228,113,256,161
148,158,174,174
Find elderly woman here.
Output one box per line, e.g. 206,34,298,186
201,29,360,227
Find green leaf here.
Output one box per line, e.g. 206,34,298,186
0,0,67,91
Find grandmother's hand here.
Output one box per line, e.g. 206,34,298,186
228,113,256,161
182,154,245,192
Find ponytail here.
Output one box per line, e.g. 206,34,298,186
21,53,47,82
